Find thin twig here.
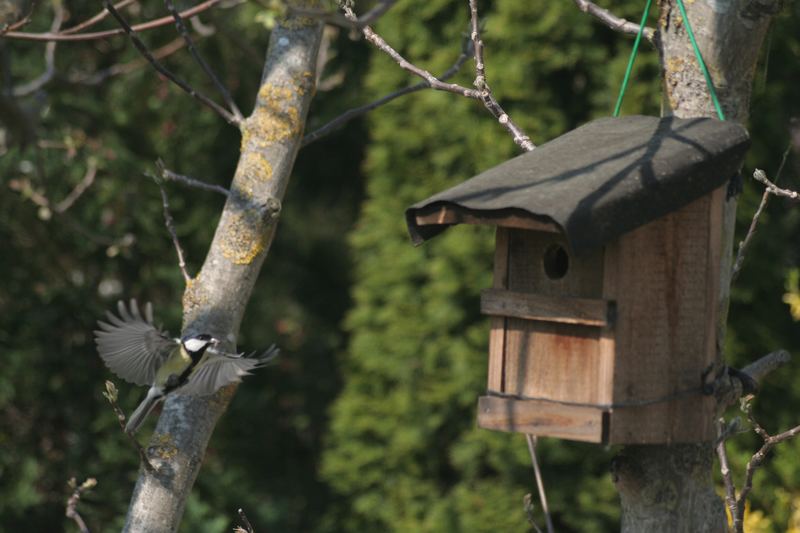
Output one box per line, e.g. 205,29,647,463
732,142,793,281
68,37,189,86
156,183,192,283
525,435,554,533
55,160,98,213
523,493,544,533
61,0,136,35
343,7,477,97
573,0,655,41
4,0,223,42
289,0,397,30
753,167,799,200
101,0,240,127
467,0,534,152
13,3,65,97
156,159,231,196
339,1,535,152
103,381,155,472
164,0,243,122
302,48,472,147
9,160,98,214
715,419,738,526
65,477,97,533
733,399,800,532
234,508,255,533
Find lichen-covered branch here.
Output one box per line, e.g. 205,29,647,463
122,7,323,532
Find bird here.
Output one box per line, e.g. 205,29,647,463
94,299,279,434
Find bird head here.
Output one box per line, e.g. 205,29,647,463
181,333,219,355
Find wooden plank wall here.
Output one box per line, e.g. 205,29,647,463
605,187,724,443
503,230,613,405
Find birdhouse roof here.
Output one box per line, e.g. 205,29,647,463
406,115,749,254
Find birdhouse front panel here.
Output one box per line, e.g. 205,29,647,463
480,227,615,442
405,115,750,445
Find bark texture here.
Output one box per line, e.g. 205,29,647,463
614,0,779,531
123,8,324,532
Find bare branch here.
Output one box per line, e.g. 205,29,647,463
12,2,64,97
156,182,192,283
4,0,224,42
753,167,799,200
525,435,554,533
573,0,654,41
164,0,243,122
289,0,397,30
732,142,793,281
61,0,136,35
302,48,472,147
65,477,97,533
155,159,231,196
523,493,544,533
715,419,738,525
342,6,477,97
54,159,97,213
100,0,240,127
68,37,189,86
102,381,155,472
731,392,800,532
338,1,535,152
234,508,255,533
467,0,535,152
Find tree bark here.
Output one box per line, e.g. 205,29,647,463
614,1,779,531
123,8,324,532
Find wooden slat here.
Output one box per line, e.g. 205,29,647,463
477,396,604,443
487,228,510,392
414,205,560,233
481,288,610,327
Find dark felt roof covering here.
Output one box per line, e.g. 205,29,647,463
406,115,750,254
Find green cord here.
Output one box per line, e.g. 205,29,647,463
613,0,653,117
674,0,726,120
613,0,726,121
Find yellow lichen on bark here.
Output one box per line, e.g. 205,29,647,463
240,84,302,148
182,278,209,318
220,210,268,265
150,433,179,460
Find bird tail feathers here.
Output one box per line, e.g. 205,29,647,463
125,387,164,434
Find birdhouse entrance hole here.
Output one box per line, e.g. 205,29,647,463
543,244,569,280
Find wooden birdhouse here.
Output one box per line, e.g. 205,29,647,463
406,115,750,444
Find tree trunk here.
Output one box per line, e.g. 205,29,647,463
123,9,324,532
613,0,779,531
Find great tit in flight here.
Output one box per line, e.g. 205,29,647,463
95,300,278,434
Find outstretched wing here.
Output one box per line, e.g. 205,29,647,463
178,345,280,397
94,300,176,386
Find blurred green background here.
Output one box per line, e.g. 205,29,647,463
0,0,798,531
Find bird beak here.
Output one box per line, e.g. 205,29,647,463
210,337,221,346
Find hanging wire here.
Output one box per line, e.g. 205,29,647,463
612,0,653,117
674,0,726,120
613,0,726,121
